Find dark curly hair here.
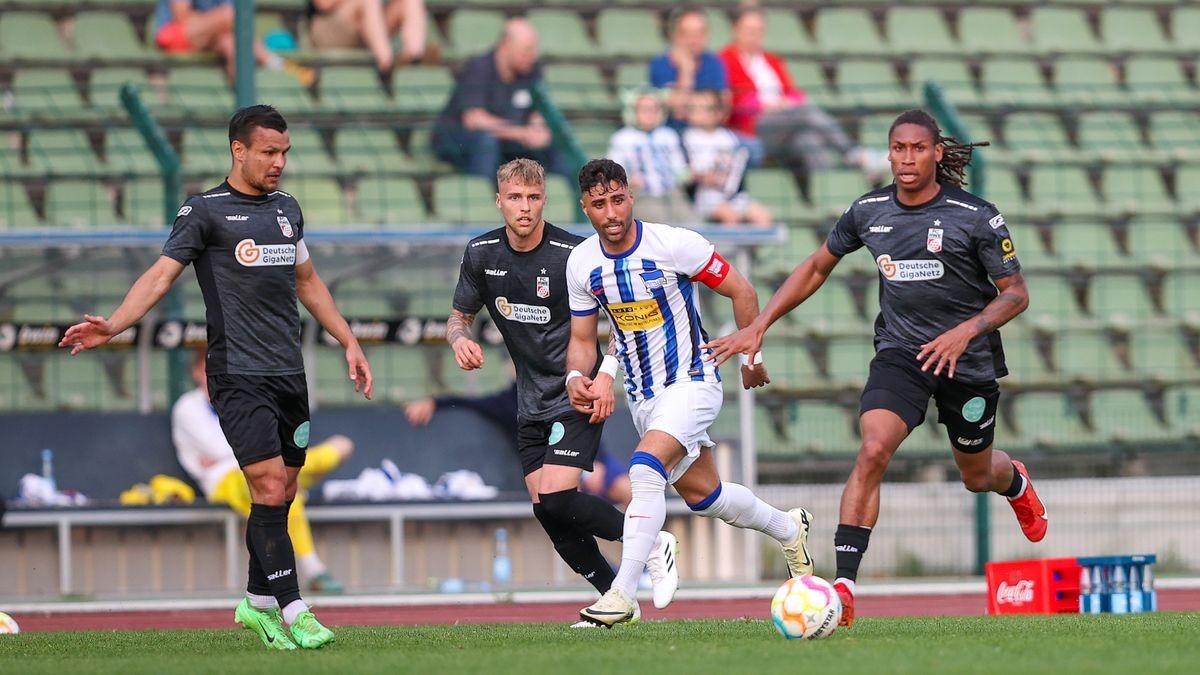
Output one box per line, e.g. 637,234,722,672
578,158,628,196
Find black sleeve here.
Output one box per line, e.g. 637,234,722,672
452,245,485,314
458,57,492,112
161,197,210,265
824,204,863,257
974,208,1022,279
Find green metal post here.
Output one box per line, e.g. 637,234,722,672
923,80,991,575
234,0,257,109
532,82,588,222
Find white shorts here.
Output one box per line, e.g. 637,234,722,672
628,380,723,484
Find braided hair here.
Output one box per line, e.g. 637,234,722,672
888,109,989,188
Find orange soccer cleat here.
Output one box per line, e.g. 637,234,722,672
834,580,855,628
1008,461,1048,542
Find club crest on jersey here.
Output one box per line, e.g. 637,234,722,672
536,276,551,299
277,215,294,238
927,227,944,253
640,269,666,290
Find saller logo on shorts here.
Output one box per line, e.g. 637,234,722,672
875,255,944,281
495,296,550,324
608,299,664,331
235,239,296,267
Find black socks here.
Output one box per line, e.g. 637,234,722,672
538,488,625,542
1000,463,1026,499
533,502,616,594
834,524,873,583
247,503,301,608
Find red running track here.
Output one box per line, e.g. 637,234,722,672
11,589,1199,633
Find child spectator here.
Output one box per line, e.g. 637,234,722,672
682,89,772,227
607,90,698,225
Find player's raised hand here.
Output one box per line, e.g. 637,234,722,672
451,336,484,370
567,374,594,416
346,343,374,400
586,373,616,424
58,314,117,355
740,362,771,390
702,324,764,367
916,323,975,379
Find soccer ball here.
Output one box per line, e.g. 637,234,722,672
770,575,841,640
0,612,19,635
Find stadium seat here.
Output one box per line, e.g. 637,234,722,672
355,176,426,225
885,7,958,55
761,9,812,56
813,9,886,55
432,175,500,224
1148,112,1200,163
90,68,154,114
1177,166,1200,213
568,119,619,158
1077,112,1149,161
1101,8,1171,53
613,63,648,93
1023,275,1086,323
334,128,408,175
167,68,233,113
982,166,1025,208
596,9,664,58
257,68,315,113
1054,331,1125,383
0,12,71,62
123,177,168,228
1126,218,1197,264
1048,222,1122,266
390,67,454,116
1012,391,1093,449
527,9,594,59
1027,166,1101,218
1128,329,1195,381
543,65,615,113
73,12,147,60
826,336,874,387
835,62,913,108
1165,386,1200,439
1053,58,1127,107
911,58,980,108
707,10,732,50
807,169,871,218
1000,112,1079,164
11,69,88,118
0,182,41,228
182,128,232,176
958,8,1026,56
1086,275,1156,319
1162,271,1200,319
1100,166,1173,217
1000,334,1049,385
1125,58,1198,107
1090,390,1170,443
283,127,335,176
542,174,578,226
783,59,834,107
981,59,1055,107
404,126,452,174
759,340,823,392
1030,7,1101,55
320,66,390,113
103,128,156,177
45,179,121,227
27,130,105,176
1170,7,1200,54
744,169,807,221
790,401,857,455
445,9,505,59
287,177,351,227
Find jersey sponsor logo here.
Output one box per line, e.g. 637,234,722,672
176,205,192,217
235,239,296,267
226,214,248,221
1000,237,1018,263
277,215,293,237
608,298,665,332
927,227,944,253
494,296,550,324
868,225,893,233
876,255,945,282
946,198,978,211
471,238,500,248
640,269,666,289
485,268,508,277
989,213,1006,229
536,275,551,299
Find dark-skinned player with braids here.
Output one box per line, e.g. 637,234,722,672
705,109,1047,626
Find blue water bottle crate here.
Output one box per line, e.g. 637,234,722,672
1076,554,1157,614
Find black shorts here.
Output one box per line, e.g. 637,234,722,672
208,373,311,468
516,410,605,476
859,348,1000,454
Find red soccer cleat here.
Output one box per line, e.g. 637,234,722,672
1008,460,1048,542
833,580,855,628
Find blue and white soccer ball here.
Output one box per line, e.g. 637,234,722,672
770,575,841,640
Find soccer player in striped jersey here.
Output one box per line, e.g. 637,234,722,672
566,159,814,627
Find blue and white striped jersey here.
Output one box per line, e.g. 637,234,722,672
567,220,722,402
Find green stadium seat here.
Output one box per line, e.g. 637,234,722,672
762,9,812,56
1054,331,1124,383
1126,58,1198,107
808,169,871,218
1126,218,1197,265
405,126,453,174
1012,392,1093,449
826,336,874,387
0,12,71,62
90,68,154,114
283,127,334,176
527,9,594,59
1177,166,1200,213
911,58,979,108
432,175,499,224
1100,166,1173,217
320,66,390,113
390,66,454,115
1090,390,1170,443
1148,112,1200,163
1162,271,1200,319
1086,275,1155,319
445,9,505,59
784,59,834,107
744,168,807,221
1030,7,1101,55
355,176,426,225
0,182,41,228
11,69,88,117
757,339,821,393
167,68,233,113
1027,166,1100,218
542,174,578,226
543,65,615,113
1049,222,1122,266
1000,334,1048,384
789,401,857,455
27,130,104,176
1101,8,1171,53
257,68,315,114
981,59,1055,107
334,128,408,174
707,10,732,50
568,119,619,158
1165,386,1200,439
982,166,1025,207
123,177,168,228
813,9,886,56
103,128,156,177
45,179,121,227
1170,8,1200,54
958,8,1026,56
73,12,148,60
286,177,351,227
835,62,913,108
596,9,664,58
182,128,232,175
1053,58,1127,107
1024,275,1085,324
1076,111,1145,156
1000,112,1078,164
885,7,958,55
1128,329,1195,381
614,63,648,93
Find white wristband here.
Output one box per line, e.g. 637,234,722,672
739,352,764,366
598,354,620,379
565,370,584,385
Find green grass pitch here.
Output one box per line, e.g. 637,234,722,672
2,614,1198,675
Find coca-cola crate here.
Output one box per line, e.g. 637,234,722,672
985,557,1082,615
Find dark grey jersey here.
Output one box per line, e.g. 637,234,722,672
453,223,598,420
826,184,1022,381
162,181,306,376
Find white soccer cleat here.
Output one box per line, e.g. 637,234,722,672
781,508,815,578
570,601,639,628
578,588,637,628
645,531,679,610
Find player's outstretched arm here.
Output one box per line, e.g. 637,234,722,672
446,309,484,370
58,256,185,355
917,272,1029,379
706,263,771,389
295,259,373,400
705,243,841,367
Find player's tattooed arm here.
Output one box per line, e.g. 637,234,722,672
972,273,1030,335
446,309,484,370
446,309,476,346
918,272,1029,378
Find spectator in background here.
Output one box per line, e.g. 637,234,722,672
154,0,314,85
172,347,352,594
649,7,730,132
719,7,887,180
682,89,772,227
306,0,435,77
607,90,698,225
431,18,571,182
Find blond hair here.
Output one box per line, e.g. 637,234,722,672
496,158,545,188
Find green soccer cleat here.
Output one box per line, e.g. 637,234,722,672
234,598,297,650
289,610,336,649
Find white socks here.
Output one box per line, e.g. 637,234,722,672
246,592,277,610
611,463,668,598
282,599,309,625
248,593,309,625
694,482,797,543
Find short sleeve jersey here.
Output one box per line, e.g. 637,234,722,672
452,223,593,421
434,51,542,130
825,184,1021,381
162,181,306,376
566,220,721,402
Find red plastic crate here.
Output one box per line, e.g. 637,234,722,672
985,557,1082,615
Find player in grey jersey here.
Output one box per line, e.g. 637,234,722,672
446,159,677,624
60,105,370,650
706,109,1047,627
